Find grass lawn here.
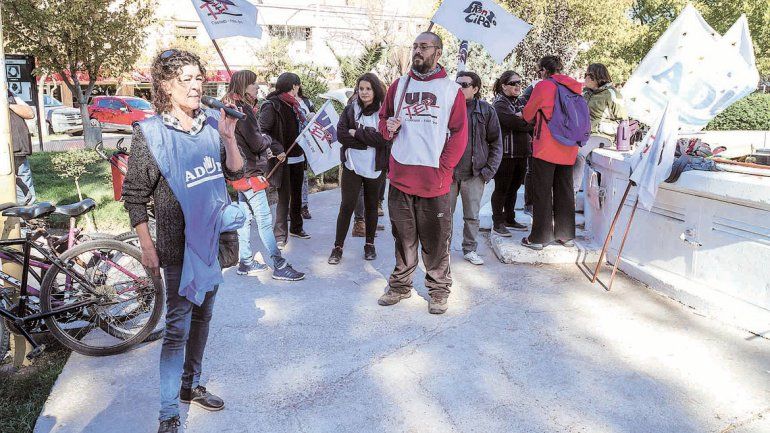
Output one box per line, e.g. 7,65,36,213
28,152,131,233
0,347,69,433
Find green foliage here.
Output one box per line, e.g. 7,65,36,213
705,93,770,130
329,43,386,87
295,64,331,110
51,149,101,182
0,348,69,433
253,38,294,83
3,0,155,143
30,152,130,232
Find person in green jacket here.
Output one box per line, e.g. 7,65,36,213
574,63,627,192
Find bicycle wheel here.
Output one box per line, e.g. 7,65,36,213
39,240,163,356
114,231,140,248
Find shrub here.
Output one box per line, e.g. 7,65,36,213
706,93,770,131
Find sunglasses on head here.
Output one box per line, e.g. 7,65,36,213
456,81,474,89
160,49,179,59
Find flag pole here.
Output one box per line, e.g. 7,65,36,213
427,21,434,32
607,197,640,291
591,181,632,283
212,39,232,78
265,142,297,180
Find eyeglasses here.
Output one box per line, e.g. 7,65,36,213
160,49,179,59
412,44,439,53
505,80,522,86
456,81,474,89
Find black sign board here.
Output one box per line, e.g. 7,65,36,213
5,54,37,106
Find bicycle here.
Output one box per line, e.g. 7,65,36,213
0,203,164,358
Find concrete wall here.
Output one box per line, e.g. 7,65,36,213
585,147,770,337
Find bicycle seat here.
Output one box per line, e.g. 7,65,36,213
1,202,56,220
0,202,17,211
55,198,97,217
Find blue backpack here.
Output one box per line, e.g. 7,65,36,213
545,78,591,147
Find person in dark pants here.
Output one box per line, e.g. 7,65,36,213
329,73,389,264
377,31,468,315
259,72,311,247
122,49,244,433
491,71,532,237
521,56,581,250
451,71,501,266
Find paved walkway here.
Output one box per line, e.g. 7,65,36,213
35,186,770,433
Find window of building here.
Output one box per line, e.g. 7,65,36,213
175,25,198,41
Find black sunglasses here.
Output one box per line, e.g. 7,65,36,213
456,81,474,89
506,80,522,86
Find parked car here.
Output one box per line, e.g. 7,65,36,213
44,95,83,135
88,96,155,132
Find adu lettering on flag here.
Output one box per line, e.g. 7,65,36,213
296,101,342,174
623,5,759,133
192,0,262,40
431,0,531,63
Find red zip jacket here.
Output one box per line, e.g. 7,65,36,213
522,74,582,165
378,67,468,198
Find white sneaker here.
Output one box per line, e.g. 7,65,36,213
463,251,484,265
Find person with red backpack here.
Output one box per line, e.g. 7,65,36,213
521,56,589,250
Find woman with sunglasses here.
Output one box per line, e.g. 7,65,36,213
521,55,582,250
223,70,305,281
491,71,532,237
575,63,627,192
328,72,389,264
122,49,244,433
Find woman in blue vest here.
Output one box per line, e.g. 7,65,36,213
122,49,245,433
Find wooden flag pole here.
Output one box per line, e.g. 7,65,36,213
212,39,232,78
607,197,640,291
591,182,633,283
427,21,435,32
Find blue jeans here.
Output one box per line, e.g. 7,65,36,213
15,157,36,205
159,265,218,421
237,189,285,269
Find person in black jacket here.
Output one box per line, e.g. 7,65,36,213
328,73,389,264
451,71,502,265
491,71,533,237
259,72,311,246
224,70,304,281
8,90,36,204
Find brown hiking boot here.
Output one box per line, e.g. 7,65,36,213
378,289,411,306
352,220,366,237
428,295,448,314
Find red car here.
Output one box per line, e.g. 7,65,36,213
88,96,155,132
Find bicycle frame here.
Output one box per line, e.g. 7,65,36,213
0,234,100,351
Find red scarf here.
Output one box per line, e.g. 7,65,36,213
278,92,308,130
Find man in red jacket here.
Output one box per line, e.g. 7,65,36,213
377,31,468,314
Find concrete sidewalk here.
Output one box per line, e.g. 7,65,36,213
35,186,770,433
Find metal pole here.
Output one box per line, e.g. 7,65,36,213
212,39,232,78
591,182,632,283
427,21,434,32
607,197,639,291
0,2,30,367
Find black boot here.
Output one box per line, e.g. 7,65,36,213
364,243,376,261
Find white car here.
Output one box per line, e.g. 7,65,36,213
41,95,83,135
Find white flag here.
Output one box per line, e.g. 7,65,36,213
629,101,680,211
192,0,262,40
623,5,758,132
431,0,532,63
296,101,342,174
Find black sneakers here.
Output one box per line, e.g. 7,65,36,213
492,223,512,237
180,386,224,411
290,230,311,239
301,206,312,219
158,417,180,433
505,221,529,231
364,244,376,261
328,246,343,265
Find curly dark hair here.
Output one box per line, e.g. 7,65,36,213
150,49,207,113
